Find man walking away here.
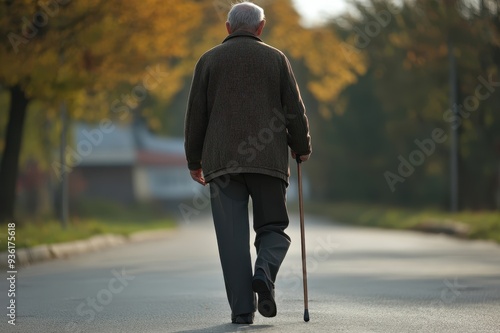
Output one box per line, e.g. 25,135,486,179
184,1,311,325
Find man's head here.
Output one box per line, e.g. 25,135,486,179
226,1,266,36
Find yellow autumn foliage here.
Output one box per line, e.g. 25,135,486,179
1,0,367,120
0,0,205,117
264,0,366,114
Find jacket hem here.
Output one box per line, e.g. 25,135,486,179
205,167,289,186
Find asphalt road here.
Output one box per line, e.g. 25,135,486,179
1,214,500,333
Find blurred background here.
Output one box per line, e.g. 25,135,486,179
0,0,499,248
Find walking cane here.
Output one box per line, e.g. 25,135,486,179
296,155,310,322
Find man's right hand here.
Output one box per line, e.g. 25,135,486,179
291,151,310,162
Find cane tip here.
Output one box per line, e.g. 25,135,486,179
304,309,310,322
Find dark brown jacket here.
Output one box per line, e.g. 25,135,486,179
184,31,311,184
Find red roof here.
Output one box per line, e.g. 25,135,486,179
136,150,186,166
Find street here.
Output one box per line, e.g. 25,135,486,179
1,214,500,333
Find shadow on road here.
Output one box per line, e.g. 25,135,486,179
172,323,274,333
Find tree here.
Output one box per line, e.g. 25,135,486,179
328,0,500,209
0,0,205,222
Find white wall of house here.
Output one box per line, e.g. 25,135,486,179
134,166,197,201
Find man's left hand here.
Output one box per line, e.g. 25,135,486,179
190,169,206,186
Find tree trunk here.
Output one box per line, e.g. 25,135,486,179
0,85,29,223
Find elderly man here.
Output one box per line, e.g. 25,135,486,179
184,1,311,325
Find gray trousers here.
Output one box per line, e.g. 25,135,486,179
210,173,291,316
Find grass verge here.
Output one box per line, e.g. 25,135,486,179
302,202,500,243
1,199,177,252
0,218,175,252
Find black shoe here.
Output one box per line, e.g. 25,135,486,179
252,275,277,318
231,312,254,324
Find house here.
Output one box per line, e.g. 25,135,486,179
70,120,197,204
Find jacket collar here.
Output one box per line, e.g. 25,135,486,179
222,30,263,43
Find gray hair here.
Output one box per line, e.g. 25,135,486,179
227,1,265,32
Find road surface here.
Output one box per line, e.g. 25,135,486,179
1,214,500,332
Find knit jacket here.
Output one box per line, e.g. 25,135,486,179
184,30,312,184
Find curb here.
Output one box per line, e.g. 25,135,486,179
0,228,176,269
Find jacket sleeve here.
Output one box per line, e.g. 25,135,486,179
184,58,209,170
281,55,312,156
